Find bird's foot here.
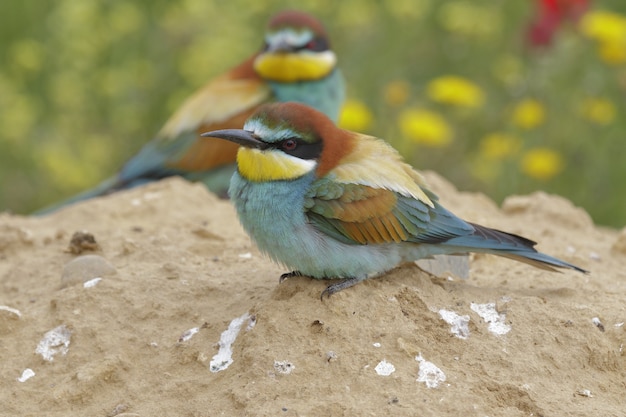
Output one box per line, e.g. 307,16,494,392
320,277,362,301
279,270,303,283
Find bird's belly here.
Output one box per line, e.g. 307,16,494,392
230,174,404,279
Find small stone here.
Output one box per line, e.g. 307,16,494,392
66,231,100,254
61,255,116,288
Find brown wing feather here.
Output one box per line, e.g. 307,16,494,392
309,185,409,245
159,56,269,140
167,107,258,172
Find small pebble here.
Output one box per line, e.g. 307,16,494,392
61,255,116,288
66,231,100,254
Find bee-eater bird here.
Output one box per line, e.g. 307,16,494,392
36,10,344,214
202,102,587,299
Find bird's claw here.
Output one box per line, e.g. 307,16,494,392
320,277,361,301
279,270,303,283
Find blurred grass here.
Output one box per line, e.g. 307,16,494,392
1,0,625,227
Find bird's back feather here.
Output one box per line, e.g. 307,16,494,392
301,129,585,274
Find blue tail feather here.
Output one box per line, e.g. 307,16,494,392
443,223,587,273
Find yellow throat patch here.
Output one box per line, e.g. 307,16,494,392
254,52,335,83
237,148,316,182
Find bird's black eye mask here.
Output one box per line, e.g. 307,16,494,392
296,37,329,52
272,138,323,160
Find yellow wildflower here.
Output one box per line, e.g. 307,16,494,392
427,75,485,108
580,98,616,125
520,148,564,181
580,10,626,44
580,10,626,65
398,108,452,147
479,133,522,160
511,99,545,130
338,99,373,132
598,41,626,64
383,80,411,107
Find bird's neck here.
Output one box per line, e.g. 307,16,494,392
268,69,345,123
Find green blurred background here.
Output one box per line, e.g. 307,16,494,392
1,0,625,227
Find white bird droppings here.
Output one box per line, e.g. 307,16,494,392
415,354,446,388
209,312,250,373
0,305,22,319
83,277,102,288
17,368,35,382
591,317,605,332
178,327,199,342
439,309,470,339
274,360,295,375
375,360,396,376
470,302,511,335
36,324,72,361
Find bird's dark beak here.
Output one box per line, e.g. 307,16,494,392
201,129,268,150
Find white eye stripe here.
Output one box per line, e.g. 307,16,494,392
266,28,314,47
243,120,298,142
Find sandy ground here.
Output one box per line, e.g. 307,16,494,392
1,173,625,417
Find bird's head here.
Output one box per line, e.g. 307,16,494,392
201,102,355,182
254,10,337,83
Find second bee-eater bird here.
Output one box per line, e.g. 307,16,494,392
202,102,587,299
37,10,344,214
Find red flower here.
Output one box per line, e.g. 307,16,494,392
527,0,590,46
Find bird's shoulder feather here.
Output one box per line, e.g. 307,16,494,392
325,133,434,206
158,56,271,141
304,135,474,245
153,56,271,172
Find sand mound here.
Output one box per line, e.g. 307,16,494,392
1,174,624,416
